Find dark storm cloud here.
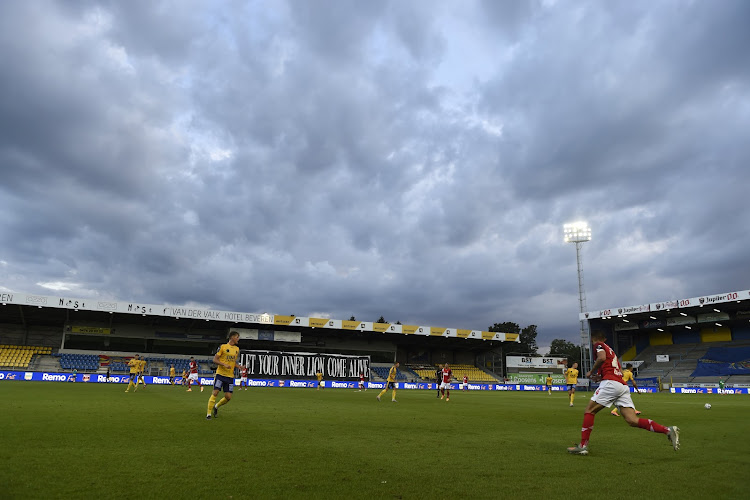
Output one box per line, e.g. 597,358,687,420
1,0,749,353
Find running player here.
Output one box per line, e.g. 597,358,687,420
567,331,679,455
206,331,242,420
545,374,553,395
169,364,176,385
463,375,468,391
611,363,642,416
565,362,579,406
240,364,248,390
186,357,203,392
181,369,188,386
125,355,140,392
440,363,452,401
358,372,366,391
316,372,323,391
377,362,399,402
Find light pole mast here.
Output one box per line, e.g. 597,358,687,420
564,222,592,376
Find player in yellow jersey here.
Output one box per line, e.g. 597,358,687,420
316,372,323,391
125,354,140,392
169,365,176,385
206,331,242,420
611,363,642,416
376,362,399,402
545,374,553,395
565,362,579,406
181,369,188,386
134,358,147,390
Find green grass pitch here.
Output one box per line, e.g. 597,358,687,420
2,382,749,499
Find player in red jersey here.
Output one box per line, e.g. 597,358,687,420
240,365,248,390
439,363,452,401
186,357,203,392
463,375,468,391
567,331,679,455
358,372,366,391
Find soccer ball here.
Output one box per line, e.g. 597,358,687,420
704,403,712,409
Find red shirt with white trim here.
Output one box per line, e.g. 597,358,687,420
189,360,198,374
442,368,452,384
593,341,625,384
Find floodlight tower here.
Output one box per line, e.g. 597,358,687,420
564,222,592,376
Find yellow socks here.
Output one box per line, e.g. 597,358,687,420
216,397,229,408
378,388,387,399
207,394,217,416
391,389,397,401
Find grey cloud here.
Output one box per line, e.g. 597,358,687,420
1,0,749,350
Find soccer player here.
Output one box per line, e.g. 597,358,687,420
545,374,553,395
135,357,147,390
125,355,140,392
206,331,242,420
316,371,323,391
181,369,188,386
463,375,468,391
186,357,203,392
567,331,680,455
565,362,579,407
358,372,366,391
377,362,399,402
435,366,442,398
611,363,641,416
240,364,248,390
439,363,452,401
169,365,176,385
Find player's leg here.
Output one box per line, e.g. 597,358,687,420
391,383,397,402
377,383,388,401
207,386,220,419
568,382,619,454
125,375,135,392
446,387,450,401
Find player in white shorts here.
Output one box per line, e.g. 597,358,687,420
591,379,635,409
567,331,679,456
439,363,452,401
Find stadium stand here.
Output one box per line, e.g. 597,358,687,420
632,339,750,385
57,353,100,371
371,365,408,381
0,345,52,368
409,364,499,382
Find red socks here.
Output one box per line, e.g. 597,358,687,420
580,412,595,447
637,418,668,434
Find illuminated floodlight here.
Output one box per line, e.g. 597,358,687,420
563,221,592,243
564,220,593,375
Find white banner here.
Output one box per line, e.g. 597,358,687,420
650,300,679,312
506,356,568,369
656,355,670,362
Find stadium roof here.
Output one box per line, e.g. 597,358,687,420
580,288,750,332
0,290,520,343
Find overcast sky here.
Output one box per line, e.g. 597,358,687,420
1,0,748,354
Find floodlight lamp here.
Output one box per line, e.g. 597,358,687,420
563,221,592,243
